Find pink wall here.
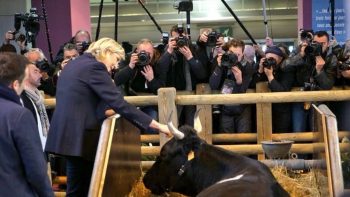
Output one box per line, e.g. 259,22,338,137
31,0,91,62
297,0,312,31
70,0,91,37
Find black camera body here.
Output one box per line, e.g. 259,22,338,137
176,36,188,47
305,42,322,57
36,60,51,73
136,50,151,67
263,57,277,69
338,61,350,71
173,0,193,12
303,82,319,91
175,25,188,47
221,52,238,68
14,8,41,35
207,31,220,47
81,41,90,52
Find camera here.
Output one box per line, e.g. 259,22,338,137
221,52,238,68
207,31,220,47
35,60,51,73
300,29,314,43
176,36,188,47
303,82,319,91
81,41,91,52
338,60,350,71
162,32,169,45
14,8,41,36
174,25,188,47
305,42,322,57
137,50,151,67
173,0,193,12
262,57,277,69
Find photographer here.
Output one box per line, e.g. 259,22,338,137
53,30,91,65
286,30,337,132
52,43,79,87
158,24,207,126
24,48,56,96
114,39,166,134
196,28,225,80
253,46,295,133
209,39,255,133
0,31,27,54
329,39,350,132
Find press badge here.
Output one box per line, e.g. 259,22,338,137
221,79,234,94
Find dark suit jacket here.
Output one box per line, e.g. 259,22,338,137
45,53,152,160
20,92,37,123
0,85,53,197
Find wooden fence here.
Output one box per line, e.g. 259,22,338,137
45,83,350,196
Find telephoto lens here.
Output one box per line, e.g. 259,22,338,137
221,52,238,68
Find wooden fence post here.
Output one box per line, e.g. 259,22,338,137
196,83,213,144
256,82,272,160
158,88,177,147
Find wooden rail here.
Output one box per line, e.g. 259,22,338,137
141,131,350,144
45,83,350,196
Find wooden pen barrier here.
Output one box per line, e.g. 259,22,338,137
88,115,141,197
45,83,350,196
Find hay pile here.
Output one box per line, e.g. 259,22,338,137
271,166,328,197
130,168,328,197
128,174,187,197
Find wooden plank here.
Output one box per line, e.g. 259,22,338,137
196,83,212,144
89,115,117,197
256,82,272,160
88,115,141,197
317,105,344,197
157,88,177,147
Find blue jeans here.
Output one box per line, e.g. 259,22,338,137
140,106,158,134
292,102,310,132
66,156,94,197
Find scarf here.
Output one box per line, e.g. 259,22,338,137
24,87,49,137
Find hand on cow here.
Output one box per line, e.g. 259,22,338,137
150,120,172,138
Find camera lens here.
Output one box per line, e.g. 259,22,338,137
137,50,150,66
221,52,238,68
176,36,187,47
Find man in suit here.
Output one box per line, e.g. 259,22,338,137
0,52,53,197
45,38,171,196
21,63,49,150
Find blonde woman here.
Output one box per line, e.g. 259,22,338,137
45,38,171,196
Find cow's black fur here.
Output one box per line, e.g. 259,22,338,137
143,125,289,197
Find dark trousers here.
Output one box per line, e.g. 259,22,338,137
66,156,94,197
220,105,252,133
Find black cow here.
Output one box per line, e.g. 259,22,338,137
143,118,289,197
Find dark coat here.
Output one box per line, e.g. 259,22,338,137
252,60,295,133
285,45,337,89
114,59,166,95
45,53,152,160
158,45,208,91
0,85,53,197
209,59,255,116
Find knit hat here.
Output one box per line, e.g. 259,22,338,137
265,46,285,57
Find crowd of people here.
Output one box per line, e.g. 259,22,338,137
1,23,350,196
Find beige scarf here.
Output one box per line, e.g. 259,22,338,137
24,87,50,137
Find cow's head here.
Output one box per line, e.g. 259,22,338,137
143,110,203,196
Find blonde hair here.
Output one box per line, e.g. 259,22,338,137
86,37,125,62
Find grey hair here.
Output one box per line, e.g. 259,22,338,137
24,48,47,61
